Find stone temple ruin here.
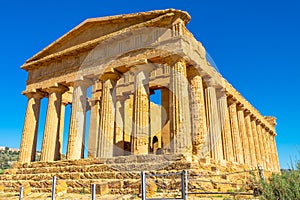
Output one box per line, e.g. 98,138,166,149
1,9,280,194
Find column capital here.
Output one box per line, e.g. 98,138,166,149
22,90,47,99
269,130,276,136
256,119,262,125
244,109,251,116
187,66,206,78
132,63,155,75
250,116,257,122
236,103,245,111
73,77,93,88
44,84,69,94
227,96,237,106
216,87,226,99
203,76,217,88
100,68,121,81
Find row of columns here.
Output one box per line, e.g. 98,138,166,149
187,68,280,172
19,58,280,173
19,85,69,163
19,59,194,163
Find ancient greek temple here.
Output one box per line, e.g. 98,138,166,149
18,9,280,172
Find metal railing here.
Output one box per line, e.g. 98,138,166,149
17,166,265,199
141,167,265,199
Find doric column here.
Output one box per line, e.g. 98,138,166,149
188,68,208,158
261,127,270,170
237,106,250,165
161,88,171,152
67,80,90,160
98,73,119,158
204,78,222,161
19,91,44,163
256,122,266,168
57,101,68,160
131,64,154,155
217,89,233,162
228,99,243,163
41,85,68,162
88,81,101,158
268,132,275,171
271,133,280,172
265,131,272,171
251,117,262,167
244,111,257,167
114,95,126,156
169,60,192,154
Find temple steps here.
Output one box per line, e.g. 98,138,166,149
0,154,255,195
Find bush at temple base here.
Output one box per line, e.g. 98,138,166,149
260,162,300,200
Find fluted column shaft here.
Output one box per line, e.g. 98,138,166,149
114,97,125,156
204,79,222,161
188,69,207,158
251,119,262,167
228,101,243,163
217,92,234,162
170,60,192,154
271,134,280,172
256,123,266,168
88,82,101,158
41,86,68,162
58,102,67,159
131,65,153,155
88,98,100,157
67,81,89,160
261,127,270,170
237,109,250,165
244,113,257,167
265,132,272,170
161,88,171,151
19,92,44,163
98,75,118,158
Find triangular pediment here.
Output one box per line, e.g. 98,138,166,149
25,9,190,64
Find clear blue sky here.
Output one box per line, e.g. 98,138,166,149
0,0,299,169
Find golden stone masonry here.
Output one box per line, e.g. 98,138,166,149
1,9,280,194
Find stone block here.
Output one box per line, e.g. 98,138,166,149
21,182,31,196
108,180,123,189
96,183,109,195
56,180,68,196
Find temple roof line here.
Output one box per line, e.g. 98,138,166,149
25,9,190,65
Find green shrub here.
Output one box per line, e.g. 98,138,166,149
260,162,300,200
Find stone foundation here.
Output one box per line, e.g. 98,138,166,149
0,154,265,195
